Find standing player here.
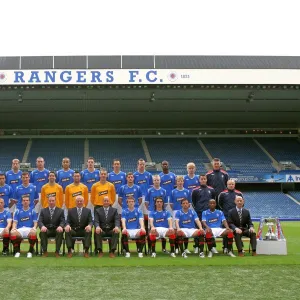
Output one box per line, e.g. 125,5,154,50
184,162,199,192
159,161,176,204
30,157,50,213
191,174,216,253
0,173,14,210
145,175,167,212
149,198,176,257
121,196,146,258
170,176,191,253
91,168,116,208
133,158,153,211
175,199,205,258
206,158,229,200
65,171,89,209
81,157,100,212
107,159,126,213
202,199,235,258
118,173,142,209
56,157,75,193
6,158,22,193
10,197,38,258
12,172,39,210
41,172,64,208
0,198,12,255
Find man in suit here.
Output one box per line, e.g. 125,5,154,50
38,196,65,257
94,196,120,258
65,195,93,258
228,196,257,257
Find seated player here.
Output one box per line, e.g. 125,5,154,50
202,199,235,258
121,196,146,258
175,198,205,258
0,198,12,255
228,196,257,256
10,196,38,258
148,197,176,258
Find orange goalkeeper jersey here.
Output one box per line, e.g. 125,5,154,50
65,183,88,209
91,181,116,206
40,183,64,208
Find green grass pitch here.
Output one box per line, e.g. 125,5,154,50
0,222,299,300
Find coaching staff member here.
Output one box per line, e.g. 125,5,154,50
94,196,120,258
228,196,257,256
206,158,229,199
38,196,65,257
65,195,93,258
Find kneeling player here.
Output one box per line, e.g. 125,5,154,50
175,198,205,258
202,199,235,258
149,197,176,258
10,197,38,258
0,198,12,255
121,196,146,258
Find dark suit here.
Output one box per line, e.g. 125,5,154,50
94,206,120,253
65,207,93,250
228,207,257,252
38,207,65,252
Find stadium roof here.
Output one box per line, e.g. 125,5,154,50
1,55,300,131
1,55,300,69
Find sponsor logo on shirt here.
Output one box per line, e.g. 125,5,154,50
37,178,46,182
162,180,172,185
182,219,191,224
156,218,165,223
10,180,20,184
20,216,30,222
87,179,96,183
0,192,5,197
72,191,82,197
128,217,137,223
188,185,197,189
47,192,56,198
138,180,146,185
176,197,185,202
98,190,108,196
208,218,218,223
62,178,70,182
113,180,122,185
126,193,134,197
0,218,4,223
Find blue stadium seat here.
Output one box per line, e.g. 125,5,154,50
89,139,146,173
258,138,300,167
146,138,208,175
243,191,300,219
0,139,28,172
27,139,84,171
202,138,274,175
288,191,300,201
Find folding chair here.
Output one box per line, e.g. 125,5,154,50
39,237,66,256
70,237,93,255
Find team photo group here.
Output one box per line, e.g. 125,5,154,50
0,156,257,259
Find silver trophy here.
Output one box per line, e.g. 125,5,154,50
263,218,278,240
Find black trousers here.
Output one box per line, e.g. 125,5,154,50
94,229,119,253
40,228,63,252
65,229,92,250
234,229,257,252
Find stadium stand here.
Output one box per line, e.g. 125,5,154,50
0,139,28,171
288,191,300,201
202,138,275,174
258,138,300,167
27,139,84,171
243,191,300,219
146,138,208,174
89,139,146,173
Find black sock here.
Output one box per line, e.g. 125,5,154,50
161,238,166,250
122,234,129,252
184,238,189,249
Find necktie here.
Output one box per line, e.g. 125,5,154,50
50,208,54,219
238,209,242,225
78,208,82,222
105,208,109,219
